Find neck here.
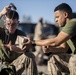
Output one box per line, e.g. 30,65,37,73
66,18,72,23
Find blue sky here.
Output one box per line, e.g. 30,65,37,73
0,0,76,24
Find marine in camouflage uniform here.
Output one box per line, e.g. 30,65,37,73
0,5,38,75
30,3,76,75
47,18,76,75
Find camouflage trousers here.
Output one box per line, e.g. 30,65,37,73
11,52,38,75
48,53,76,75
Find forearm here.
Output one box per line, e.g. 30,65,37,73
43,43,68,53
32,38,56,46
10,45,26,53
0,5,11,19
0,12,3,19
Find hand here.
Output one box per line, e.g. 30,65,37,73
42,46,50,53
2,41,24,52
22,37,32,50
2,41,12,50
0,6,11,16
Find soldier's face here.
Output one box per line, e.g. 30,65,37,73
5,17,19,34
54,10,67,27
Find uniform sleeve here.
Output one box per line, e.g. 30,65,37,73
62,19,76,36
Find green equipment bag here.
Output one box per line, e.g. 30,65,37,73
0,63,16,75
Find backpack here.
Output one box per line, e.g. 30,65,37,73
0,62,16,75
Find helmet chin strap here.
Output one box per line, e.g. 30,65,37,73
4,3,17,43
5,28,9,35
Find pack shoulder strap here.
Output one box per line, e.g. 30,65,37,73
0,39,8,57
67,39,75,53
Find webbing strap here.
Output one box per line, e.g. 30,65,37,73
67,39,75,53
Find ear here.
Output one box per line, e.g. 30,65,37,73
64,12,68,18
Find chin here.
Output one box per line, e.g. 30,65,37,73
59,25,62,27
9,31,14,34
9,29,15,34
